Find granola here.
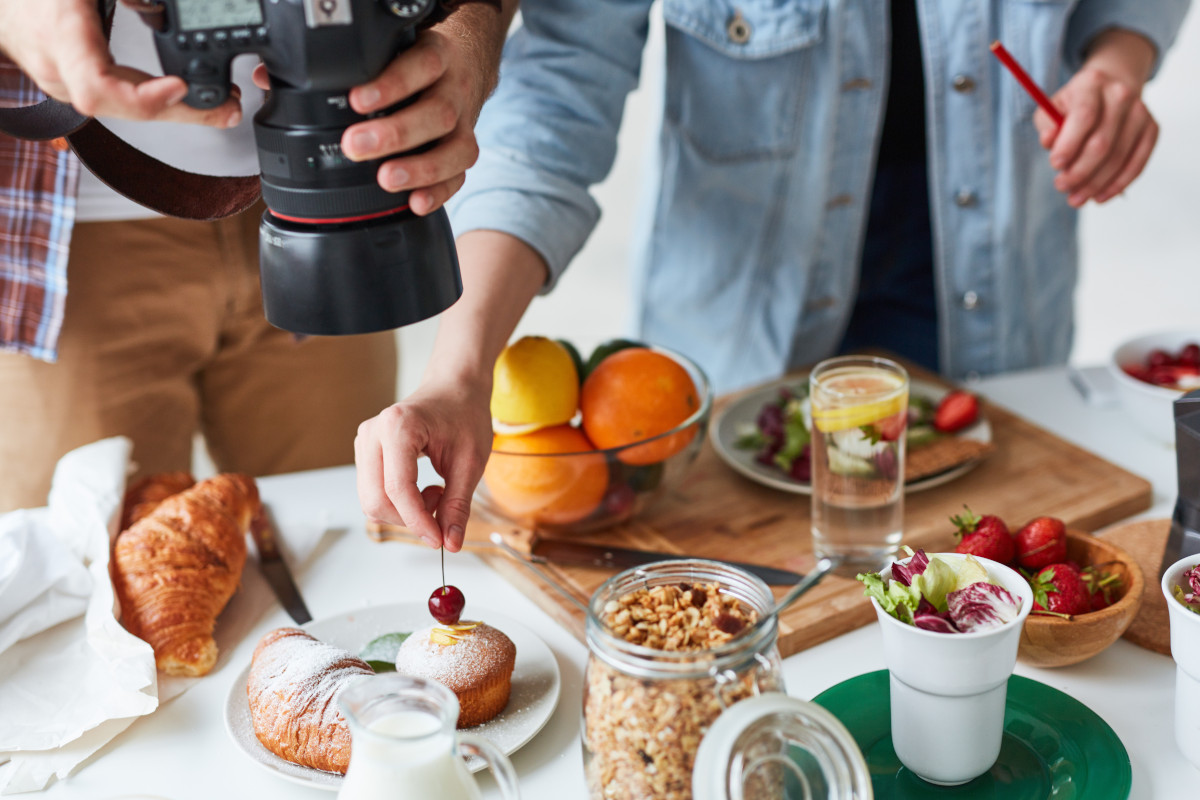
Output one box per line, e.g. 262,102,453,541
585,582,780,800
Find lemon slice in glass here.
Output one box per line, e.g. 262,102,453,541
810,393,907,433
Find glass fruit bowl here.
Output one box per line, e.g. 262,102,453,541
473,347,713,534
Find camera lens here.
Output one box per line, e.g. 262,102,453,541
252,84,462,335
254,86,404,223
259,207,462,336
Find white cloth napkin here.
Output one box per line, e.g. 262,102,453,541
0,437,158,794
0,438,337,794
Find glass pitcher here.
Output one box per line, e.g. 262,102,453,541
336,673,520,800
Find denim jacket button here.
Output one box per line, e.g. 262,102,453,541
727,11,752,44
955,189,978,207
961,290,980,310
952,74,976,93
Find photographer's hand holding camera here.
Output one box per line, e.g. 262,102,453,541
0,0,512,207
0,0,241,126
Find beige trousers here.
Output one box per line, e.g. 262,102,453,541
0,204,397,512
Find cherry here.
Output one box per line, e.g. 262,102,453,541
1180,343,1200,367
1147,349,1173,368
428,585,465,625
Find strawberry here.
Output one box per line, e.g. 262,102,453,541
1014,516,1067,570
1081,563,1123,611
951,506,1014,565
933,390,979,433
1030,563,1091,616
878,411,907,442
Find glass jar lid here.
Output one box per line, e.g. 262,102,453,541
692,693,872,800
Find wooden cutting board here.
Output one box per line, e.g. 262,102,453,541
455,366,1153,657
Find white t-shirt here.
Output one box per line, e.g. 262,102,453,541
75,3,265,222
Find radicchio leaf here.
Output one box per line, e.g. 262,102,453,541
892,549,930,587
1175,565,1200,615
1186,565,1200,597
913,597,959,633
946,581,1021,633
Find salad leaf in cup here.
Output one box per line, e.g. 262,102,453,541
858,549,1021,634
1174,564,1200,615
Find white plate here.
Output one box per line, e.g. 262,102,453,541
224,604,561,791
712,376,992,495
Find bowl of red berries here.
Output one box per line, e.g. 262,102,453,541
1109,331,1200,444
950,508,1143,667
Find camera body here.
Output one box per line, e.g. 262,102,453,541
148,0,462,336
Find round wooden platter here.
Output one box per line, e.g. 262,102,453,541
1097,517,1172,656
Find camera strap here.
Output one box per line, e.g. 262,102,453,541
0,0,499,221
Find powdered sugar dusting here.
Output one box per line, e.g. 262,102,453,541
247,629,372,772
393,622,515,694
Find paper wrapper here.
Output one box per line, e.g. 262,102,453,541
0,439,333,793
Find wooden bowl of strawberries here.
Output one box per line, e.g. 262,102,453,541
951,510,1143,668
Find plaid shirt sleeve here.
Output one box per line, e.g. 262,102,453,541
0,59,79,362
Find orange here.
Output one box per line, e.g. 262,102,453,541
483,425,609,525
581,348,699,465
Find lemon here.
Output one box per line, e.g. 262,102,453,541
491,336,580,433
810,394,907,433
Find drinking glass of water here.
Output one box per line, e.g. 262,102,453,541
809,355,909,568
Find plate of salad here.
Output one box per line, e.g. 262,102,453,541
712,376,993,495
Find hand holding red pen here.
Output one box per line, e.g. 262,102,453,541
1029,29,1160,207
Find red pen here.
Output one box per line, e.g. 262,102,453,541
989,41,1065,127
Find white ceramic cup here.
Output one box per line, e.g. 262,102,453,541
869,553,1034,786
1161,553,1200,771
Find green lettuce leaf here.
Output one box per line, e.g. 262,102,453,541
1175,585,1200,615
859,571,922,624
913,556,959,612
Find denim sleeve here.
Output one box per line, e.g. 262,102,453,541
1064,0,1193,77
447,1,654,291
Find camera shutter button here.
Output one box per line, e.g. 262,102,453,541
185,59,219,79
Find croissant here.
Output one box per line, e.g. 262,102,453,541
247,627,374,774
112,473,259,677
120,471,196,530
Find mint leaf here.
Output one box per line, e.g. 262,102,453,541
359,631,411,673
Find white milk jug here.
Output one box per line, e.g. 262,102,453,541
337,674,520,800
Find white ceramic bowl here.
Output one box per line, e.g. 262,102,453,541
1107,330,1200,444
870,553,1034,786
1161,553,1200,770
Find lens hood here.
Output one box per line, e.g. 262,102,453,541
258,207,462,336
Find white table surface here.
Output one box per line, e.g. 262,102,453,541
39,364,1192,799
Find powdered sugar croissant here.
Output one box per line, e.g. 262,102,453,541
247,627,373,774
112,473,259,677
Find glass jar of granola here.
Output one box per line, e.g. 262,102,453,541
582,560,784,800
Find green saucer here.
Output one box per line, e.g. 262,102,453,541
812,670,1131,799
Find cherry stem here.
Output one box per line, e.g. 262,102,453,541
440,545,446,592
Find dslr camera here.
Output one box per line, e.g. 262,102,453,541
151,0,463,335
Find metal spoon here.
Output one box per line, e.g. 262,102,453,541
767,555,843,618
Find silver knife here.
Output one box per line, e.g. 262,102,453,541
528,537,804,586
250,503,313,624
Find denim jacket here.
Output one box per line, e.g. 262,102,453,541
450,0,1190,392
